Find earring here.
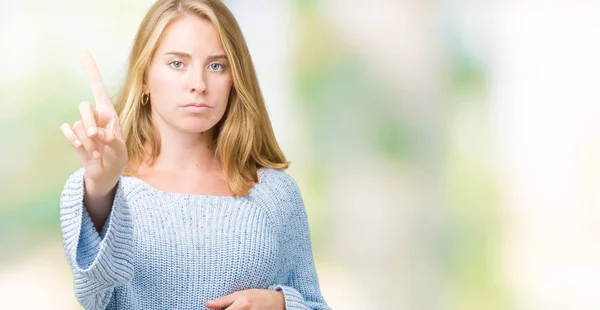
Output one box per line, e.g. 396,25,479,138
142,93,150,105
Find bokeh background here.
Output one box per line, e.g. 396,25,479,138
1,0,600,309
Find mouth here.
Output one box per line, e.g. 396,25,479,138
182,103,210,108
180,103,212,113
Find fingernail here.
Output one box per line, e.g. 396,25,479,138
74,139,81,148
92,151,100,159
97,129,104,140
87,127,97,137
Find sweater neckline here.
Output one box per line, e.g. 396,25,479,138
121,168,269,201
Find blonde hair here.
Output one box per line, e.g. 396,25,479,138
115,0,289,196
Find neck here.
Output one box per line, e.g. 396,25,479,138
146,126,220,174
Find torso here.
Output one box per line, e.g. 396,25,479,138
106,169,283,309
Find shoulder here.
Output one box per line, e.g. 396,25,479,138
252,168,304,217
255,168,301,199
254,169,311,240
258,167,299,190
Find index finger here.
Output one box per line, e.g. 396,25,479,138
80,50,112,108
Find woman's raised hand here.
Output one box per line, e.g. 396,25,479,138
60,51,128,194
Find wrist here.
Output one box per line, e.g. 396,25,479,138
272,289,285,310
84,175,118,197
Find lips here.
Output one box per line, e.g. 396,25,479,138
182,103,210,108
180,103,212,113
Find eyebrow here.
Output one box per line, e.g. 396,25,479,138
206,54,228,62
164,51,191,58
164,52,228,62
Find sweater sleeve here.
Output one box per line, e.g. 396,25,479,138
267,173,331,310
59,168,134,310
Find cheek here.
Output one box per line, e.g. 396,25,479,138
148,66,180,97
211,76,233,101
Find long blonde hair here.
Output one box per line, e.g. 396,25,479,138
115,0,289,196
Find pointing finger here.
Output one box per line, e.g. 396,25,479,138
80,50,116,118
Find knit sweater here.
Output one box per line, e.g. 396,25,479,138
59,167,330,310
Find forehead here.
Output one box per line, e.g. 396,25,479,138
156,13,224,55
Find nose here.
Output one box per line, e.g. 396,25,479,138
188,66,206,94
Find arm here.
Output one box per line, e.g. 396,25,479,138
268,174,331,310
59,168,134,309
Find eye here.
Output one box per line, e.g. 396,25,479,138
169,60,184,69
209,63,224,71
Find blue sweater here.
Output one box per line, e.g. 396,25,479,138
59,167,330,309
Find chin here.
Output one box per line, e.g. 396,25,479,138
178,122,217,134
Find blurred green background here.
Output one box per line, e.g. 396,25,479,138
1,0,600,309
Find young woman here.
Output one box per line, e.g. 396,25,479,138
58,0,330,309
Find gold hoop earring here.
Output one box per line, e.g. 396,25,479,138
142,93,150,105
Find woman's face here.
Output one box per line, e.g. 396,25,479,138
145,13,233,135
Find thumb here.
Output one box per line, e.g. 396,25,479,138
105,115,117,135
101,112,122,139
96,120,123,150
96,100,117,126
205,295,235,309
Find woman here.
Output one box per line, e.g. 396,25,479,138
58,0,330,309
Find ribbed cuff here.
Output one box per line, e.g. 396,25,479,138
60,168,134,286
268,284,308,309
